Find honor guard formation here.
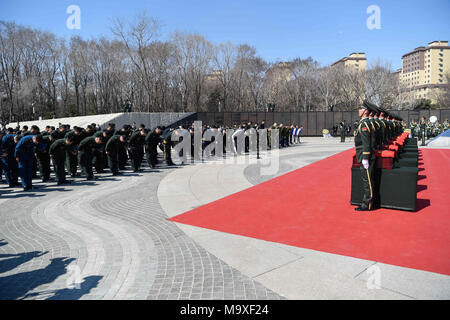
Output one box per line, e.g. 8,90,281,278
409,117,449,146
352,100,423,212
0,121,304,194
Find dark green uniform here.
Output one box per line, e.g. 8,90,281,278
105,135,125,175
64,130,86,177
114,129,131,169
35,136,53,182
355,118,375,210
93,131,109,173
49,139,69,184
340,121,346,142
161,128,175,166
420,120,426,146
128,131,145,171
78,136,99,180
145,130,161,168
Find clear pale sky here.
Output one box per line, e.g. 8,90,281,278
1,0,449,70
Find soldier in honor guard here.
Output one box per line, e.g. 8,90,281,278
354,100,377,212
419,117,427,146
340,120,346,142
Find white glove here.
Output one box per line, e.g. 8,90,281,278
362,159,369,169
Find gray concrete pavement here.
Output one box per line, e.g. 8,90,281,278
159,137,450,300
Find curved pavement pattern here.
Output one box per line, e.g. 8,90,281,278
0,157,282,300
1,137,449,300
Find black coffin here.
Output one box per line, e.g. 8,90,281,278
400,152,418,159
350,167,363,206
405,138,418,145
396,157,418,167
379,167,418,211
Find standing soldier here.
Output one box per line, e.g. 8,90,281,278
354,101,376,212
340,120,346,142
49,135,74,185
106,134,127,176
367,108,380,150
410,121,416,139
78,135,104,180
378,110,390,146
420,117,427,146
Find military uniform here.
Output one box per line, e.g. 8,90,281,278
128,131,146,171
49,138,70,185
354,101,376,211
145,129,161,168
64,129,86,177
340,121,346,142
161,128,175,166
105,135,125,175
1,134,19,187
419,119,426,146
35,135,53,182
14,135,36,190
93,131,110,173
78,136,101,180
114,128,131,169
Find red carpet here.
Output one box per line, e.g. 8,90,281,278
169,148,450,275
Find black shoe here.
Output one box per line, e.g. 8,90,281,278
86,176,95,181
355,205,370,212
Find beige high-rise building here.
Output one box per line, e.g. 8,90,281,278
265,62,292,84
331,53,367,71
400,41,450,102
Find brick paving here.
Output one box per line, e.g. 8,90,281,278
0,159,284,300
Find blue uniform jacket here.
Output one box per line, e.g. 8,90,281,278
14,135,35,160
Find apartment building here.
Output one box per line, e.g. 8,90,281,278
400,41,449,101
331,53,367,72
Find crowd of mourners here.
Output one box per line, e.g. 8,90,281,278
0,120,304,193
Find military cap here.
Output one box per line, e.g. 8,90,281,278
361,99,379,114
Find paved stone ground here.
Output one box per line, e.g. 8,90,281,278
0,154,283,300
1,136,448,300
